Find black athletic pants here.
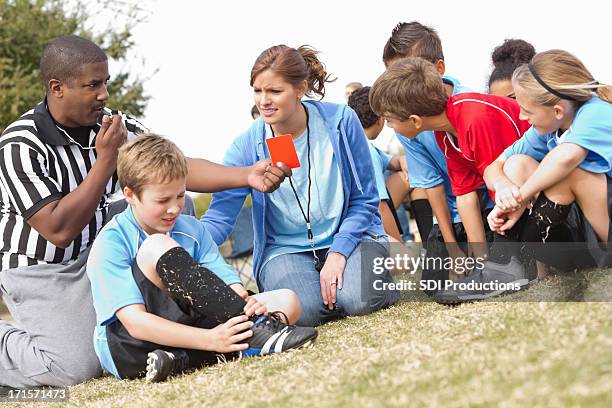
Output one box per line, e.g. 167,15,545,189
107,247,247,379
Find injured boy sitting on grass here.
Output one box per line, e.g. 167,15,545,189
87,134,317,382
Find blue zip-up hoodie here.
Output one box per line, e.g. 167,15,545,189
202,100,385,280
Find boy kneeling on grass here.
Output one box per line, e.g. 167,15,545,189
87,134,317,382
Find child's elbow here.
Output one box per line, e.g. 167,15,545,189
122,320,145,340
116,310,147,340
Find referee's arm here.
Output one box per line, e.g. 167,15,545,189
186,158,291,193
28,115,125,248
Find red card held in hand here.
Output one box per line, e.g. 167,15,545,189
265,134,301,169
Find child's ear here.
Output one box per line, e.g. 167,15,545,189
434,59,446,76
376,116,385,127
409,115,423,130
124,186,137,205
553,101,570,120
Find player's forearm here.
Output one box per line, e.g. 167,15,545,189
426,184,456,243
519,144,586,201
379,201,402,241
483,156,513,192
121,310,212,351
29,157,117,247
186,158,249,192
456,192,487,257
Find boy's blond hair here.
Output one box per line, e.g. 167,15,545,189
117,133,188,196
370,57,448,120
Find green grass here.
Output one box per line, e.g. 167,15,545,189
3,270,612,407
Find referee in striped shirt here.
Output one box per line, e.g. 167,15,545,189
0,35,290,388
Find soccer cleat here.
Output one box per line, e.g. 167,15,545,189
145,349,189,382
433,256,529,304
239,311,318,358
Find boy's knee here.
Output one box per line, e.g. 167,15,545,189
137,234,180,271
503,154,537,182
278,288,301,323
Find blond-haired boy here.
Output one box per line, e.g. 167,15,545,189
87,134,317,382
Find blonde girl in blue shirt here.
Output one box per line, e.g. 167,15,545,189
484,49,612,270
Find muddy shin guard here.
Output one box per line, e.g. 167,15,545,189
156,247,246,323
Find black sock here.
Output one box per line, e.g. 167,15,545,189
156,246,246,324
519,193,580,270
412,199,433,248
519,193,572,243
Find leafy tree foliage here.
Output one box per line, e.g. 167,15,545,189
0,0,149,131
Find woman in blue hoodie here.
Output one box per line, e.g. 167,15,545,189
203,45,399,326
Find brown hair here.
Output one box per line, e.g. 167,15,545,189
512,49,612,107
370,57,448,120
117,133,188,197
382,22,444,65
250,45,335,99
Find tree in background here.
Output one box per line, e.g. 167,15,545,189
192,193,252,219
0,0,150,132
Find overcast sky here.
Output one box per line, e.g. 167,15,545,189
90,0,612,162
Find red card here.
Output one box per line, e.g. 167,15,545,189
266,134,301,169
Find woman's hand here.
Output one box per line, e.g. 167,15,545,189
319,252,347,310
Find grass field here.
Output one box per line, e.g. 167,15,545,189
2,269,611,407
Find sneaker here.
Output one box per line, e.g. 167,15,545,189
146,349,189,382
239,311,318,358
433,256,529,304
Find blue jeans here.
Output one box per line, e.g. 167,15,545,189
258,238,399,326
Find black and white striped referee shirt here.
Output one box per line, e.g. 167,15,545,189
0,100,142,270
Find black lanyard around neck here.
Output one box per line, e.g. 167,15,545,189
270,103,315,249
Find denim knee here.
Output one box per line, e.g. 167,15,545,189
337,291,372,317
296,299,327,327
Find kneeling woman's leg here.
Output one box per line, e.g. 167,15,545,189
335,237,400,318
258,252,336,327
